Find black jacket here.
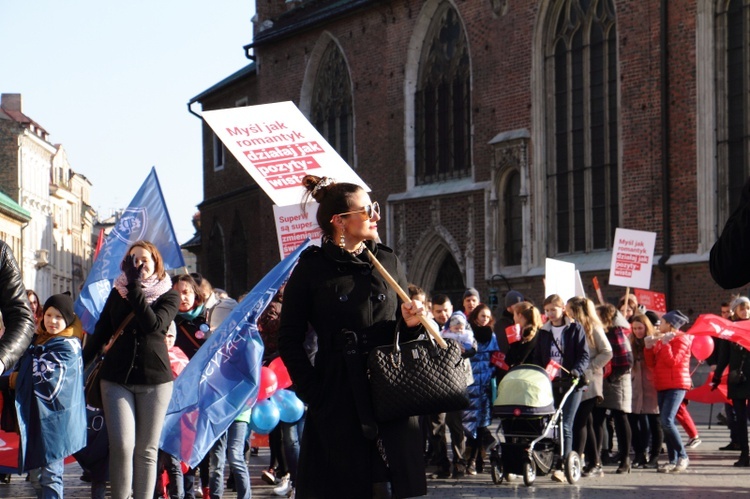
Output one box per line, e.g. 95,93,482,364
710,176,750,289
0,241,35,372
278,240,426,499
83,283,179,385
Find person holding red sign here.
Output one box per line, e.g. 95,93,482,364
644,310,692,473
629,313,663,469
533,294,590,482
568,297,612,478
504,301,541,369
712,296,750,467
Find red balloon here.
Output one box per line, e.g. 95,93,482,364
269,357,292,390
691,335,714,362
258,366,278,401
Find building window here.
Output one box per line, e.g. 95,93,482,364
717,0,750,219
213,134,225,172
311,42,354,165
432,252,465,308
504,171,523,266
545,0,619,254
415,4,471,185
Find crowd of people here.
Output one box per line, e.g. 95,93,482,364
0,174,750,499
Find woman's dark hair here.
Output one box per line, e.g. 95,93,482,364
301,175,364,238
468,303,495,328
596,303,618,330
26,289,43,322
122,240,167,280
171,274,204,309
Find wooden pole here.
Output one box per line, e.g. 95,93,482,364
365,249,447,348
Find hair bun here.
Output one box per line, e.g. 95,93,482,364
302,175,336,202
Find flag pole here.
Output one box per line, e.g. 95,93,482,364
365,249,447,348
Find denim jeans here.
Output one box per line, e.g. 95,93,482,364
156,449,184,499
658,389,688,463
209,421,250,499
29,459,64,499
280,413,305,482
560,389,582,457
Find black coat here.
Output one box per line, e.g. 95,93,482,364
83,282,179,385
278,240,427,499
532,319,590,378
714,336,750,400
0,240,35,371
710,176,750,289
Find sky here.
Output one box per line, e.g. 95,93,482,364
1,1,256,243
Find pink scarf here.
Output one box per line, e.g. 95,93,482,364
113,272,173,304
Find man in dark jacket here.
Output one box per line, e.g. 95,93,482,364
0,240,35,375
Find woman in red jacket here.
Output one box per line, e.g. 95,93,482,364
644,310,692,474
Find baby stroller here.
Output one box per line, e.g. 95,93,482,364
489,364,581,486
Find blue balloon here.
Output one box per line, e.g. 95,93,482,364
272,389,305,423
251,398,280,434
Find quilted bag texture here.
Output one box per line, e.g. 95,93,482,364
367,334,469,422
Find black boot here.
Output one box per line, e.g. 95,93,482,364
734,455,750,467
632,453,647,469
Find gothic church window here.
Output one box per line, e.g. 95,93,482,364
545,0,619,254
207,221,225,290
718,0,750,219
415,5,471,185
504,171,522,266
311,42,354,166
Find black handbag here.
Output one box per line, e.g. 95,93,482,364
84,312,134,409
367,325,470,422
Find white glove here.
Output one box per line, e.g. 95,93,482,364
644,336,658,349
661,332,676,344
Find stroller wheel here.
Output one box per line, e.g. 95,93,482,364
523,458,536,486
490,457,503,484
564,451,582,484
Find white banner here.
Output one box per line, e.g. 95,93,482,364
202,101,369,207
608,228,657,290
273,204,322,259
545,258,577,304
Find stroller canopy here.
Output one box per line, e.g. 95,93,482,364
494,364,555,414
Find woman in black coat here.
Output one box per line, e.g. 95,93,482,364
82,240,179,499
278,175,427,499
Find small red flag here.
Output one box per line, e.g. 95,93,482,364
545,359,562,380
491,351,509,371
93,228,105,260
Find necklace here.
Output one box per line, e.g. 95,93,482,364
349,242,366,256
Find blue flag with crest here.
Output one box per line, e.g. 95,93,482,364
159,239,310,468
74,167,185,334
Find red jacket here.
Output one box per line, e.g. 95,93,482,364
644,334,693,391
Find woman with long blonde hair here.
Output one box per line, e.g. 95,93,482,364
567,297,612,477
504,301,542,368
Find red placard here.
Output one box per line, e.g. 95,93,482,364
634,289,667,313
505,324,522,344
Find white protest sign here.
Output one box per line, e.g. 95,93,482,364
273,204,322,259
202,101,369,207
608,228,657,289
545,258,577,303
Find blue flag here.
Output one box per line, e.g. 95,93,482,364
159,239,311,468
75,168,185,333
